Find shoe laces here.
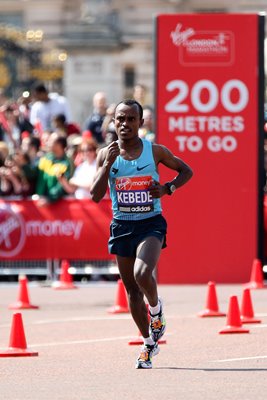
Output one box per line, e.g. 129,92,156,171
139,343,156,361
139,348,150,362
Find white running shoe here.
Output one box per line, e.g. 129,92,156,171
135,342,160,369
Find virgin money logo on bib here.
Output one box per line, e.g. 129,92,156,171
0,205,26,257
115,176,154,213
116,177,132,191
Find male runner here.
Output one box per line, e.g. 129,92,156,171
91,100,193,369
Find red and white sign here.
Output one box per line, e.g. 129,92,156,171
156,14,264,283
0,199,113,260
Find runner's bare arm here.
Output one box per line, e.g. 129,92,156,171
150,144,193,198
91,142,120,203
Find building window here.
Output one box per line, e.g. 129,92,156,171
124,66,135,88
123,66,135,98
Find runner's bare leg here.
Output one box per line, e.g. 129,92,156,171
116,255,149,338
134,236,163,307
116,237,163,337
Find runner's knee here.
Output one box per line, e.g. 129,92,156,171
134,264,152,288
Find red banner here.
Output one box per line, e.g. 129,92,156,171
156,14,264,283
0,199,113,260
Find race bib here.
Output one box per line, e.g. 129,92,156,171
115,176,154,213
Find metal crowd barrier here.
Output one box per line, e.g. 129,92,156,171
0,259,119,282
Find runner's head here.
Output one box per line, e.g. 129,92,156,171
114,100,144,141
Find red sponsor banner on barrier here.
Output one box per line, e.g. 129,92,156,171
0,199,113,260
156,14,264,283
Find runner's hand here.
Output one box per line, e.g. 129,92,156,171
105,142,120,164
149,180,167,198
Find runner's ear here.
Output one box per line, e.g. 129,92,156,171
139,118,144,128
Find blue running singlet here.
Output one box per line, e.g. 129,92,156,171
109,139,162,221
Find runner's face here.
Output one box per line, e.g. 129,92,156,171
114,104,143,140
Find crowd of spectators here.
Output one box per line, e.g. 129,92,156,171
0,83,155,205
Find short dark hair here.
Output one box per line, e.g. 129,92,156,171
54,113,66,124
32,83,48,94
22,152,31,164
54,136,67,149
115,99,143,120
29,137,41,151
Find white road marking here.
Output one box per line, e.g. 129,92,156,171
0,336,134,350
28,336,135,348
252,324,267,329
33,314,184,325
0,314,186,329
0,332,172,350
212,355,267,363
34,315,132,324
0,315,132,328
0,324,10,328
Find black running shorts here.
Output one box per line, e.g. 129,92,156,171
108,214,167,258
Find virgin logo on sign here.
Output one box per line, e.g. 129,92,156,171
0,205,26,257
170,23,195,46
171,23,234,66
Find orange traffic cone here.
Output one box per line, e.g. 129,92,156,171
0,313,38,357
9,275,39,310
53,260,77,290
241,288,262,324
219,296,250,334
128,304,167,345
245,259,265,289
108,279,129,313
198,281,225,317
